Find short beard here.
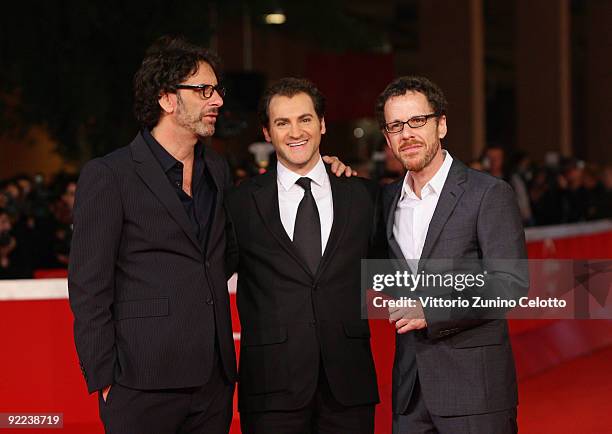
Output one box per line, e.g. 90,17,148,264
402,140,440,172
176,94,215,138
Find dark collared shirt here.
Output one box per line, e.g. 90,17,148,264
143,128,216,251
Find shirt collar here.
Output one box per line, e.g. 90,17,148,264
143,128,204,173
400,150,453,200
277,156,327,191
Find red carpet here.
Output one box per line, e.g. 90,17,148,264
4,346,611,433
517,345,612,433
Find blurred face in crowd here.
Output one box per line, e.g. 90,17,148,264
485,148,505,174
62,182,77,211
0,213,11,233
162,61,223,138
583,169,598,190
565,167,583,189
383,91,446,173
4,183,20,200
16,178,32,195
263,92,326,175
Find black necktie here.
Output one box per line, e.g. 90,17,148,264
293,177,322,274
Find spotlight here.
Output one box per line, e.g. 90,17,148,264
264,13,286,25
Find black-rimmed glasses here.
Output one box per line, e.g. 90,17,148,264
384,113,439,133
175,84,226,99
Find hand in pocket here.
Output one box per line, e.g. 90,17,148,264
101,385,112,402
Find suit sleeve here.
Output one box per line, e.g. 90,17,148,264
423,180,529,339
219,158,239,280
68,159,123,393
368,183,388,260
224,191,240,279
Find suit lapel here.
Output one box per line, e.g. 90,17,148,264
316,172,351,279
385,180,405,260
130,134,202,254
419,160,467,260
252,170,312,277
203,147,224,251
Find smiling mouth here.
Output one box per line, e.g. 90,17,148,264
288,140,308,148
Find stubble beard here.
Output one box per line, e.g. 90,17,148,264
176,95,216,138
400,139,440,172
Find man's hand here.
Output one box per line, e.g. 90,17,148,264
322,155,357,177
389,303,427,334
395,318,427,333
101,385,112,402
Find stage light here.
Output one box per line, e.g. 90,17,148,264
264,13,286,25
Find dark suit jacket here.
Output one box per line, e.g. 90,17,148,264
68,132,237,394
382,159,528,417
225,168,384,413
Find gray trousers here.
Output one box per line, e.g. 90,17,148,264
392,379,517,434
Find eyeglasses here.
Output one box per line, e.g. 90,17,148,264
174,83,226,99
384,113,439,134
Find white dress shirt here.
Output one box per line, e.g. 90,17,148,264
277,157,334,255
393,151,453,263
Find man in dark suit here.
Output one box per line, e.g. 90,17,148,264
225,78,383,434
68,36,237,434
377,76,528,433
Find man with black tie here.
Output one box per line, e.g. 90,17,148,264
378,76,528,434
225,78,383,433
68,36,237,433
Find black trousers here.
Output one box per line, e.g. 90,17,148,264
392,378,517,434
240,363,375,434
98,353,234,434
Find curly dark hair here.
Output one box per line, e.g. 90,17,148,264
257,77,326,127
375,76,448,129
133,35,221,129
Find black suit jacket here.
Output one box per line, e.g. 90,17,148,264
225,168,384,413
383,159,529,417
68,132,237,394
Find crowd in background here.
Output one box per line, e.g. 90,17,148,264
470,147,612,226
1,148,611,279
0,173,76,279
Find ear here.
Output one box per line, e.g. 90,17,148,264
262,126,272,142
320,117,326,135
437,115,447,139
158,92,176,114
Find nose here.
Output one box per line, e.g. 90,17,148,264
289,122,302,138
401,122,416,139
209,89,223,108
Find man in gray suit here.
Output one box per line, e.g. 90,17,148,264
378,76,528,433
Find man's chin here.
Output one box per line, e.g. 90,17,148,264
196,126,215,138
402,157,426,172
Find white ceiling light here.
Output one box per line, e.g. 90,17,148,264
264,13,286,24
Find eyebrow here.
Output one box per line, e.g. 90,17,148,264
387,114,426,123
272,113,314,123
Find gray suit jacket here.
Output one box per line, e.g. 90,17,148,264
382,158,528,417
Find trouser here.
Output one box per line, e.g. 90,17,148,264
392,378,517,434
98,352,234,434
240,362,375,434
